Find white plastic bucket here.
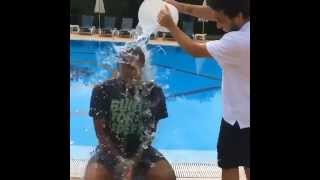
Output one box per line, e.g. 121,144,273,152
138,0,179,34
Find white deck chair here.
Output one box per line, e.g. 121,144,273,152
79,15,96,35
70,25,80,33
119,18,134,38
100,16,117,37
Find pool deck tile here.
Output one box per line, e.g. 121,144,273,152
70,33,207,47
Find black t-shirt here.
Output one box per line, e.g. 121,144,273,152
89,78,168,156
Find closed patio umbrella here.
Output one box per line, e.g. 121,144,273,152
94,0,106,34
198,0,208,34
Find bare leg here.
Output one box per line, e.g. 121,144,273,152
244,167,250,180
145,160,176,180
84,161,114,180
222,167,239,180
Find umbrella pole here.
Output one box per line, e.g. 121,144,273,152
98,14,101,34
202,21,205,34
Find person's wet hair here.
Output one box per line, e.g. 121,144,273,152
119,46,146,67
208,0,250,19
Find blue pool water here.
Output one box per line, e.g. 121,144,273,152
70,40,222,151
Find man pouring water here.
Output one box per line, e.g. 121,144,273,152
158,0,250,180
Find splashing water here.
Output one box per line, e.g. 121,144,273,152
95,29,155,83
71,21,171,86
154,45,168,55
71,19,175,161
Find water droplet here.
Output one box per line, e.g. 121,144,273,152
151,132,156,139
142,144,148,149
150,163,156,168
143,109,152,117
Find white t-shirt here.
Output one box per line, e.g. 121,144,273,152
206,21,250,129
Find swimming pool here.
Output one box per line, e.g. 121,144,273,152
70,40,222,162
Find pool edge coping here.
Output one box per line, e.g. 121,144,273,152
70,34,181,47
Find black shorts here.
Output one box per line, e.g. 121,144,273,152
89,145,166,175
217,118,250,168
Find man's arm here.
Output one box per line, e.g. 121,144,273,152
129,120,157,163
89,85,125,161
89,85,134,179
166,0,216,21
158,5,212,57
93,118,125,162
130,86,167,164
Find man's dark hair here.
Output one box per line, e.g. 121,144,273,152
208,0,250,19
119,46,146,67
129,46,145,65
127,46,145,67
